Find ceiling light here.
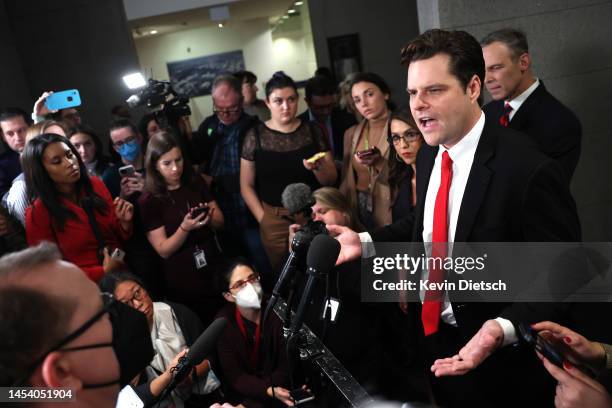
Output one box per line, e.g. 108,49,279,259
123,73,146,90
218,23,224,28
150,30,158,34
288,9,296,14
283,15,289,19
295,1,303,5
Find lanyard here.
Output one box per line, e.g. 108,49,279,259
235,307,261,369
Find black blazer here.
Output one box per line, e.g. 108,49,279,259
371,117,583,406
483,81,582,183
298,107,356,161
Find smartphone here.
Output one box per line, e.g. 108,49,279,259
110,248,126,262
45,89,81,111
517,323,564,367
290,388,315,405
356,147,376,158
118,165,136,177
191,206,210,218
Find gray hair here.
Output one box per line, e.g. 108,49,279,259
211,74,242,97
0,242,61,281
480,28,529,60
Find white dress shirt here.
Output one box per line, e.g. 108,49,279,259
507,78,540,121
360,111,517,344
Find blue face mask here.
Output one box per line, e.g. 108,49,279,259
117,141,140,163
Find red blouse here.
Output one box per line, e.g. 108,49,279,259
26,177,131,281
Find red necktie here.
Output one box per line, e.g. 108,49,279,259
422,151,453,336
499,102,513,127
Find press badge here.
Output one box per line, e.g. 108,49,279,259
194,249,207,269
321,297,340,323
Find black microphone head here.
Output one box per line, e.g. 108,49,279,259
187,317,227,364
306,234,341,275
281,183,315,215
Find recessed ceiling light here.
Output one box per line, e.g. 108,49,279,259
288,9,296,14
150,30,158,34
295,1,303,5
218,23,224,28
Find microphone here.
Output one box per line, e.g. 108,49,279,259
290,235,341,335
155,317,228,405
281,183,315,217
264,230,315,326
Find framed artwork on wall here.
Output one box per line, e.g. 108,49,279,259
167,50,245,97
327,33,362,82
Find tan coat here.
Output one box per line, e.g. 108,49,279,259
339,119,392,228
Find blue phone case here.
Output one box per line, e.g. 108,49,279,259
45,89,81,111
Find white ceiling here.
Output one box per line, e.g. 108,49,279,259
127,0,300,38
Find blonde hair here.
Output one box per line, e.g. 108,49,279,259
313,187,365,232
25,120,66,144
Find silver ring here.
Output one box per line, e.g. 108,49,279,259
199,221,204,226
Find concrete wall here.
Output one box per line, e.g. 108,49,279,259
0,1,31,111
134,17,317,127
2,0,141,140
308,0,421,108
417,0,612,240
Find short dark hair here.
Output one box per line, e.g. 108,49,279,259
265,71,298,99
400,29,485,90
222,257,257,293
480,28,529,60
109,118,139,138
305,75,337,100
144,130,195,197
0,107,30,125
348,72,391,97
233,70,257,85
99,270,147,295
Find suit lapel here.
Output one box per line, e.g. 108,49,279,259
413,144,438,242
454,119,496,242
509,81,545,130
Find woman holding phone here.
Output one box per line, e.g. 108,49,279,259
339,72,393,229
24,133,133,282
139,130,225,326
240,71,336,274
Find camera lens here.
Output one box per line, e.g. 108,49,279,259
67,96,73,102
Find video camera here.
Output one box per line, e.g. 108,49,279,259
126,78,191,126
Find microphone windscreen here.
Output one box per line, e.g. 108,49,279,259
281,183,314,215
187,317,227,365
306,234,341,274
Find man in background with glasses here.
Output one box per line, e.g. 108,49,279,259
193,75,270,275
0,242,121,406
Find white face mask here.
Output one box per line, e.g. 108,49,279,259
234,282,263,309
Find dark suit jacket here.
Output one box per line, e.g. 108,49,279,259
371,117,583,406
483,81,582,183
298,107,356,161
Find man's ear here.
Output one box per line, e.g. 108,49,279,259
518,52,531,72
467,75,482,104
39,351,83,390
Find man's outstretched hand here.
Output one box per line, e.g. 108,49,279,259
326,224,362,265
431,319,504,376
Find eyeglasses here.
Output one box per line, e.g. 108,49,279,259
213,106,241,116
388,130,422,145
228,273,260,292
13,292,116,386
117,285,145,308
113,135,137,148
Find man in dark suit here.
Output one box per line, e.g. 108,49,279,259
298,75,356,162
329,29,582,407
481,28,582,183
